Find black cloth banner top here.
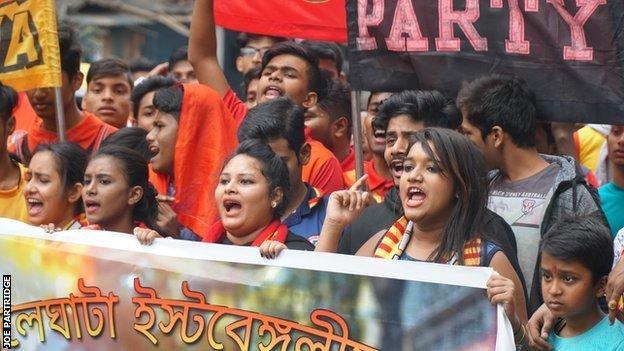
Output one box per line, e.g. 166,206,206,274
347,0,624,124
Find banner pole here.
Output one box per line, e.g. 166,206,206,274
54,87,66,142
350,90,364,181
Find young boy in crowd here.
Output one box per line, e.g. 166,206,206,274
188,0,343,194
242,67,261,108
130,76,176,131
82,58,133,128
457,74,603,313
540,216,624,350
9,25,117,164
599,125,624,237
169,46,197,84
304,80,354,172
238,98,328,245
300,40,346,81
0,83,27,222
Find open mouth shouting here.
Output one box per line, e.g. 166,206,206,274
222,199,242,216
373,129,386,146
390,159,404,181
263,85,283,100
26,197,44,216
405,186,426,207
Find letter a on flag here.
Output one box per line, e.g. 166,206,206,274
0,0,61,91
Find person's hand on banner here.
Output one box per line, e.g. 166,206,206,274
527,303,554,350
40,223,61,234
134,227,163,245
156,195,181,238
259,240,288,259
316,175,370,253
487,273,527,347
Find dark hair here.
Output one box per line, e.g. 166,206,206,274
540,215,613,284
236,33,286,49
0,82,18,122
131,76,176,118
128,57,156,73
261,42,326,100
92,145,161,232
101,128,151,162
317,79,351,129
243,66,261,93
58,24,82,78
374,90,461,132
32,142,88,215
86,58,134,88
300,40,344,74
227,139,291,219
168,46,189,69
237,98,306,161
457,74,537,148
153,85,183,120
406,128,488,264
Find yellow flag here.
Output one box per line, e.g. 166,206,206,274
0,0,61,91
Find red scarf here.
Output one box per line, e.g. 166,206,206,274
202,219,288,246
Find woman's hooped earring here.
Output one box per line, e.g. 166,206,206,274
271,201,277,208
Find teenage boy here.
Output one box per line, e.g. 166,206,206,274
9,25,117,164
169,46,197,83
238,98,328,245
457,74,603,313
242,67,261,108
539,216,624,349
599,125,624,237
188,0,343,194
0,83,27,222
300,40,345,81
131,76,176,131
304,80,353,171
82,58,133,128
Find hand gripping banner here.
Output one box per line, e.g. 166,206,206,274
0,218,515,350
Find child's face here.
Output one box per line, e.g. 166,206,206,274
540,252,604,319
82,74,132,129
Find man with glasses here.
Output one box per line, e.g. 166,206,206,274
236,33,285,75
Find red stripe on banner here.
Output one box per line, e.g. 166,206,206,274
378,243,393,254
214,0,347,43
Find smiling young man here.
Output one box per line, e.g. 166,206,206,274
9,25,117,164
82,58,133,128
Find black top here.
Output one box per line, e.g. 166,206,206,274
220,231,315,251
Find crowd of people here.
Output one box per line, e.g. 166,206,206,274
1,0,624,349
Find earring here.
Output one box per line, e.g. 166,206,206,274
271,201,277,208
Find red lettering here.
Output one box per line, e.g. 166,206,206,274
356,0,385,51
436,0,488,52
547,0,606,61
385,0,428,52
506,0,530,54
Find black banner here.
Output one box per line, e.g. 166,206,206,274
347,0,624,124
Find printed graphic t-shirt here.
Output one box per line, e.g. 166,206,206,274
488,163,559,293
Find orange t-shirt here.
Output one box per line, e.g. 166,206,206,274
343,160,394,203
8,112,117,163
302,139,345,195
